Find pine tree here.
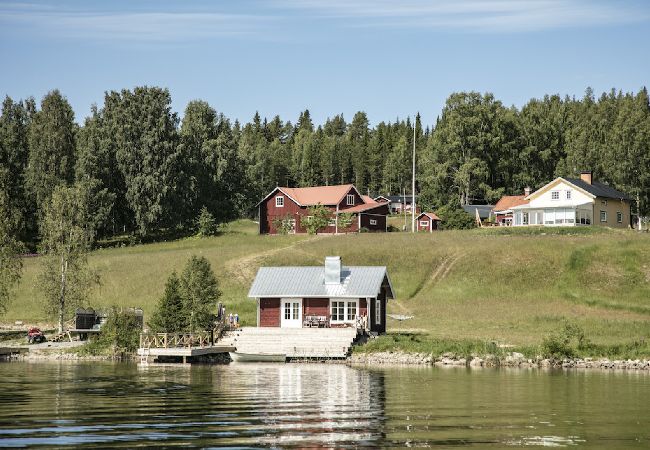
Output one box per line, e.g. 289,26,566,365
179,256,221,332
148,272,186,332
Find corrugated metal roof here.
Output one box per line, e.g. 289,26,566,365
248,266,394,299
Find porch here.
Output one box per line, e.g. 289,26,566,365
264,297,373,331
512,204,593,226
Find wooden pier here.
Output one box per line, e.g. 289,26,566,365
0,347,28,360
137,330,234,363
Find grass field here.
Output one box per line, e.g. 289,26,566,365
4,220,650,356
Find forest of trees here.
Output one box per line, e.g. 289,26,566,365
1,86,649,247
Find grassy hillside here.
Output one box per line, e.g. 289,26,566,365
4,220,650,353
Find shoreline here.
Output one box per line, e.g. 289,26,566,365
349,351,650,370
6,348,650,371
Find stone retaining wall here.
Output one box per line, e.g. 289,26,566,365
349,351,650,370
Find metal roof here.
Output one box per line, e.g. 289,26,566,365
248,266,395,299
565,178,633,201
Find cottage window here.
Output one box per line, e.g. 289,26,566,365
600,210,607,222
331,301,345,321
601,199,608,206
375,298,381,325
305,215,313,223
522,212,529,225
617,211,623,223
275,196,284,207
327,218,336,227
566,190,572,200
551,191,560,200
346,302,357,321
420,220,428,227
346,194,355,206
369,219,377,225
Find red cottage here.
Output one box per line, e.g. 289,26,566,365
258,184,389,234
416,212,441,232
248,256,394,334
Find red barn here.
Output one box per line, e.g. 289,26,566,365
258,184,389,234
416,212,441,232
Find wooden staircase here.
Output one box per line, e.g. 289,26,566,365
222,327,359,359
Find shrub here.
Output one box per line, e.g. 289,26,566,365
540,321,590,359
304,204,331,234
272,214,295,235
436,204,476,230
196,207,218,237
83,307,141,355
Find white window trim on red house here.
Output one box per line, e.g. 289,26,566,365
346,194,355,206
275,196,284,207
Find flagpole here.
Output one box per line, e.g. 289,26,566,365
411,115,416,233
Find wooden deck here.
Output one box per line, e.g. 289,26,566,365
137,329,233,363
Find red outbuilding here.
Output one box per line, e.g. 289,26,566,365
416,212,441,232
257,184,389,234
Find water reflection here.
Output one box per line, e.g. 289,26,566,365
0,362,647,448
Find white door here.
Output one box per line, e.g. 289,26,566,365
281,299,302,328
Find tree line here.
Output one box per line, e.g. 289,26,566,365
1,86,649,248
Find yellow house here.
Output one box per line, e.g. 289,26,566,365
511,172,632,228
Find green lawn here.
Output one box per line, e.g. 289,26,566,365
4,220,650,355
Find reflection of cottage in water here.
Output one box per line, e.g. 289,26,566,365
242,364,386,447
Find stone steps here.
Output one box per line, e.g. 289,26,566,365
222,327,359,359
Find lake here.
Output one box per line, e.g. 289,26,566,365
0,362,647,448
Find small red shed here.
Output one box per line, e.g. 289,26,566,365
416,212,441,232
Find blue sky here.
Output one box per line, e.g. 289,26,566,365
1,0,649,127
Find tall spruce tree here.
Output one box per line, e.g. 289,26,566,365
26,90,76,222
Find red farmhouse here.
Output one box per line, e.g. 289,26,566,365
258,184,389,234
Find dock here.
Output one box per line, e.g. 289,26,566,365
0,347,28,360
137,331,233,363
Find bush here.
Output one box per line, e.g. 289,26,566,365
540,321,590,359
196,207,218,237
387,225,400,232
82,307,141,355
436,204,476,230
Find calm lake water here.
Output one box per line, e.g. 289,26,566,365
0,362,648,448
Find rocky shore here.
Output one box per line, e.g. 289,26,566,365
349,351,650,371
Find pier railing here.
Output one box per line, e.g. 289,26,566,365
139,331,212,349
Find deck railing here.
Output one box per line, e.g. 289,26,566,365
139,331,212,349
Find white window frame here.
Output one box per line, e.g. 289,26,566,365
275,196,284,207
375,298,381,325
346,194,355,206
327,218,336,227
551,191,560,200
566,190,572,200
369,219,377,226
600,210,607,223
617,211,622,223
330,299,358,323
420,220,428,227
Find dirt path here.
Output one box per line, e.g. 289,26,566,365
225,235,325,285
392,251,465,315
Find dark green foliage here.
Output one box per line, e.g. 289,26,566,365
148,272,186,332
196,207,218,237
179,256,220,332
3,85,649,245
436,205,476,230
0,190,24,315
26,90,76,223
541,321,590,359
85,307,141,355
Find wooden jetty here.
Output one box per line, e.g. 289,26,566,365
0,347,28,360
137,331,234,363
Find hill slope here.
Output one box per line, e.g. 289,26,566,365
5,220,650,349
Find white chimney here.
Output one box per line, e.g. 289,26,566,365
524,187,531,196
324,256,341,285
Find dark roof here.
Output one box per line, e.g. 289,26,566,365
565,178,633,201
383,195,417,203
462,204,495,219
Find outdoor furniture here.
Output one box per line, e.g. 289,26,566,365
303,315,329,328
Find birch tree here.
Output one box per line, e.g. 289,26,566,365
38,183,98,333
